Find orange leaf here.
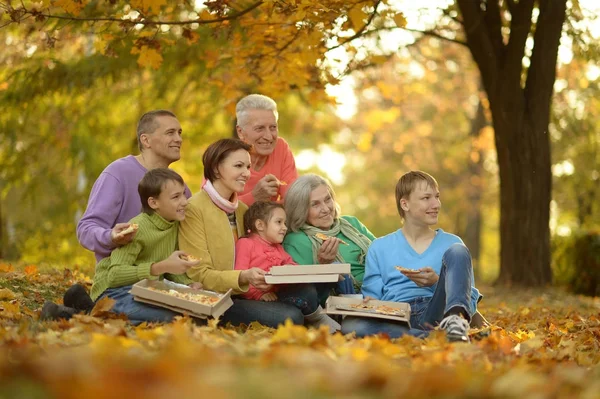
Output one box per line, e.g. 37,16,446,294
24,265,38,276
90,296,116,317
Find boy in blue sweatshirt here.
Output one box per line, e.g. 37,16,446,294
341,171,481,342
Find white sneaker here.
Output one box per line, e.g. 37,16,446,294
439,314,470,342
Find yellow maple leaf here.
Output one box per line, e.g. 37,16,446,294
130,0,167,14
0,289,16,300
0,301,20,319
54,0,85,16
136,46,163,69
0,263,14,273
393,12,407,28
348,6,366,30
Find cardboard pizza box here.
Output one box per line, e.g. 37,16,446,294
130,279,233,319
265,273,340,284
325,296,411,326
268,263,351,276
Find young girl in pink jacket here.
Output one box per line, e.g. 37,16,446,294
234,201,340,332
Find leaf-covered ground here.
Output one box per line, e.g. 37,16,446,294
1,263,600,399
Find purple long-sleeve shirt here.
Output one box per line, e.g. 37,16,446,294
76,155,191,262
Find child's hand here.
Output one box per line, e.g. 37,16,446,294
151,251,200,276
403,266,439,287
261,292,277,301
188,282,203,290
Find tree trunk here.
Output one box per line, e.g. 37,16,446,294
462,96,487,278
457,0,567,286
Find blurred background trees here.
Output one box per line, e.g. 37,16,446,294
0,0,598,293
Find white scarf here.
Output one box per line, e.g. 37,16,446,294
202,180,239,213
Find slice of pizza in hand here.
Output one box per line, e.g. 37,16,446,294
117,223,139,237
395,266,421,274
315,232,349,245
180,254,200,262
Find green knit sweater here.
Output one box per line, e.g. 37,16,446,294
90,212,193,301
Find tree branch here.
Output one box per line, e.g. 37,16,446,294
457,0,499,98
13,1,263,27
328,0,382,51
503,0,534,87
524,0,567,124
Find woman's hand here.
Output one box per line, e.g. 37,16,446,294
239,267,273,291
260,292,277,302
402,267,439,287
317,237,340,264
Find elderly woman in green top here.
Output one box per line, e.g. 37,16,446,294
283,174,375,301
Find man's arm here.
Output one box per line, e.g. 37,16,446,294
76,172,124,256
360,246,384,299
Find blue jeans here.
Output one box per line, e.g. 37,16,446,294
99,285,206,326
219,284,319,328
315,274,356,306
341,243,475,338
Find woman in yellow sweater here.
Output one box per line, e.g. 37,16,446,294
179,139,324,328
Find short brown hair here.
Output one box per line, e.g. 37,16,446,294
138,168,184,214
395,171,439,219
203,138,251,182
243,201,285,236
136,110,177,152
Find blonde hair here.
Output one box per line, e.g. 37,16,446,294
395,171,439,219
284,174,341,232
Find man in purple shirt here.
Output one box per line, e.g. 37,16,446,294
77,109,192,263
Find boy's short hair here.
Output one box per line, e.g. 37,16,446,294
395,171,439,219
203,138,251,182
138,168,184,214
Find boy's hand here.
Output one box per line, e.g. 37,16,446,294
403,266,439,287
317,238,340,264
111,223,136,246
151,250,201,276
260,292,277,302
188,282,203,290
239,268,272,291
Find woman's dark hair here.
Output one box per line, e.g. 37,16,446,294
138,168,184,214
243,201,285,236
203,138,252,182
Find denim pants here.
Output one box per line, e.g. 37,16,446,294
99,285,206,326
341,243,475,338
219,283,320,328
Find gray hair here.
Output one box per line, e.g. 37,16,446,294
136,110,177,152
236,94,279,128
284,174,341,232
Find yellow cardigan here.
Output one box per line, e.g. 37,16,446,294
179,190,249,294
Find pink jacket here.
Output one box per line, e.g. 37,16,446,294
234,235,297,300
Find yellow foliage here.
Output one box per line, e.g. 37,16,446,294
53,0,84,16
135,46,163,69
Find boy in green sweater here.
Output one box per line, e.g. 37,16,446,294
42,168,201,325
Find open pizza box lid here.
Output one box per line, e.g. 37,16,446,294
130,279,233,319
265,273,341,284
325,296,411,326
269,263,351,276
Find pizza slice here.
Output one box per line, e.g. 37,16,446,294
395,266,421,274
117,223,139,237
315,232,349,245
180,254,200,262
